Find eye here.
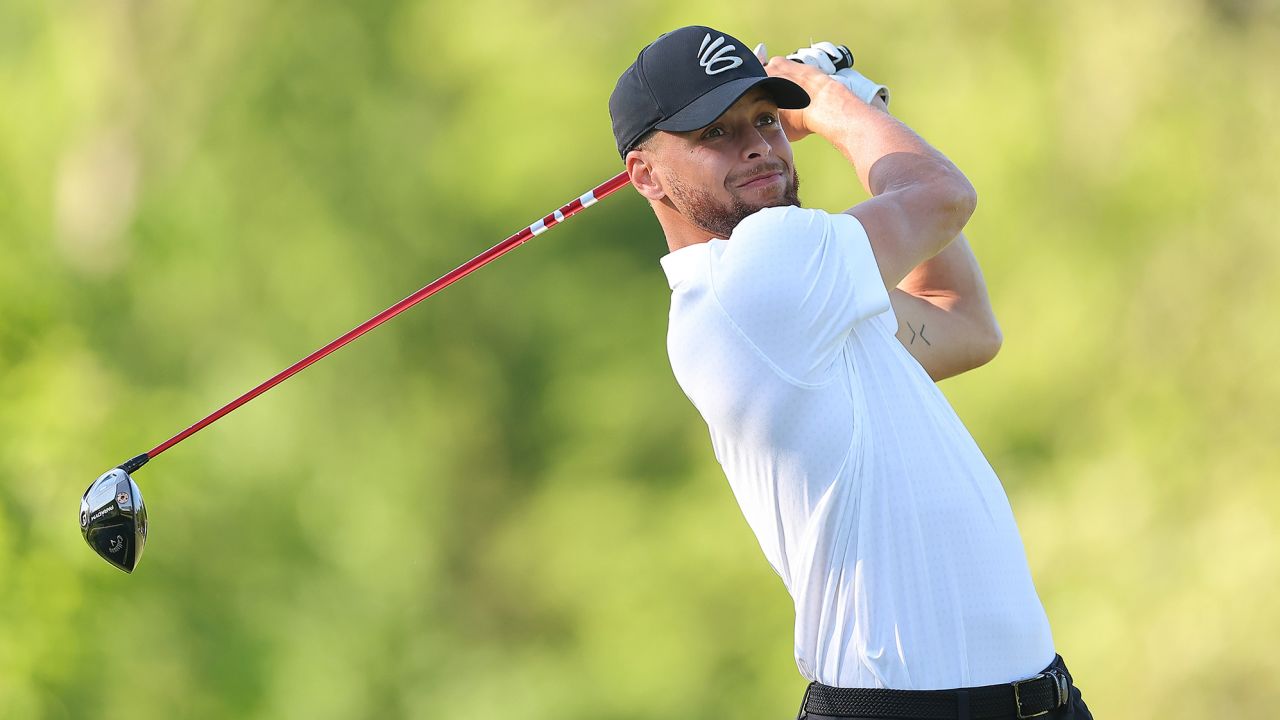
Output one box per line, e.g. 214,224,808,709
757,113,778,127
701,126,725,140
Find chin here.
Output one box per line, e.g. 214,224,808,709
737,174,801,211
747,188,800,211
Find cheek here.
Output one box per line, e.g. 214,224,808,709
702,155,738,193
674,155,729,196
770,134,794,165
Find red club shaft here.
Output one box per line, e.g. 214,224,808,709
146,171,633,459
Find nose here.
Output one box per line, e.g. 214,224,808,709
742,126,772,161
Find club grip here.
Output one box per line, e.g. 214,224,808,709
789,44,854,71
830,45,854,70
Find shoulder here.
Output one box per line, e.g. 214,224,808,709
703,206,889,383
731,205,829,243
714,206,869,285
727,206,868,261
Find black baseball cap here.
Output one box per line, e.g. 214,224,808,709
609,26,810,158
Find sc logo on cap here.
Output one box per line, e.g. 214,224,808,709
697,34,743,75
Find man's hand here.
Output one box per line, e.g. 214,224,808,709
753,44,844,142
754,43,889,141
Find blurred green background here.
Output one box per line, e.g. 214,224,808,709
2,0,1278,717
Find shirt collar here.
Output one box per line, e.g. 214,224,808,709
659,242,712,290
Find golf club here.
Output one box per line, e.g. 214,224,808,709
81,170,634,573
80,42,856,574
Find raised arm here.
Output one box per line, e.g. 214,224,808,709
761,57,977,289
762,54,999,380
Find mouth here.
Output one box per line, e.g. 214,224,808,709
736,171,785,189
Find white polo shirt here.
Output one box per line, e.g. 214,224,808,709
660,206,1055,690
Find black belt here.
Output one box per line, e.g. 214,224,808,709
802,659,1072,719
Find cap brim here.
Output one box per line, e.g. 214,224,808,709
654,76,809,133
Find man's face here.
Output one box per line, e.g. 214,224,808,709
642,88,800,238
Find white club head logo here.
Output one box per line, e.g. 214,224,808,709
697,34,743,76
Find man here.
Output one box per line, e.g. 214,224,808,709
608,26,1093,719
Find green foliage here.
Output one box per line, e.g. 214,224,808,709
1,0,1277,717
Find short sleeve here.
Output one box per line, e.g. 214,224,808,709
710,206,891,383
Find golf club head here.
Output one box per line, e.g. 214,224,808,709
80,468,148,573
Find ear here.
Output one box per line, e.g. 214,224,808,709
625,149,666,202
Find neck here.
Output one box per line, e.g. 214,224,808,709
653,199,721,253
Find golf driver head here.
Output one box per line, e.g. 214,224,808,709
80,468,148,573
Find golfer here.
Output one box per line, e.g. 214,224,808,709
609,26,1093,720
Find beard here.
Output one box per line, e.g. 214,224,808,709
666,163,802,239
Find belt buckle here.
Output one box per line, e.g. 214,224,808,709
1013,668,1068,719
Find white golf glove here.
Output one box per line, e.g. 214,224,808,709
782,41,890,108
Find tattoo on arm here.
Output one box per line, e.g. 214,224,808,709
906,321,931,346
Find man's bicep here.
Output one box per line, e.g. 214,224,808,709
846,184,962,289
888,288,1001,381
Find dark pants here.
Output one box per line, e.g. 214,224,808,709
797,654,1094,720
